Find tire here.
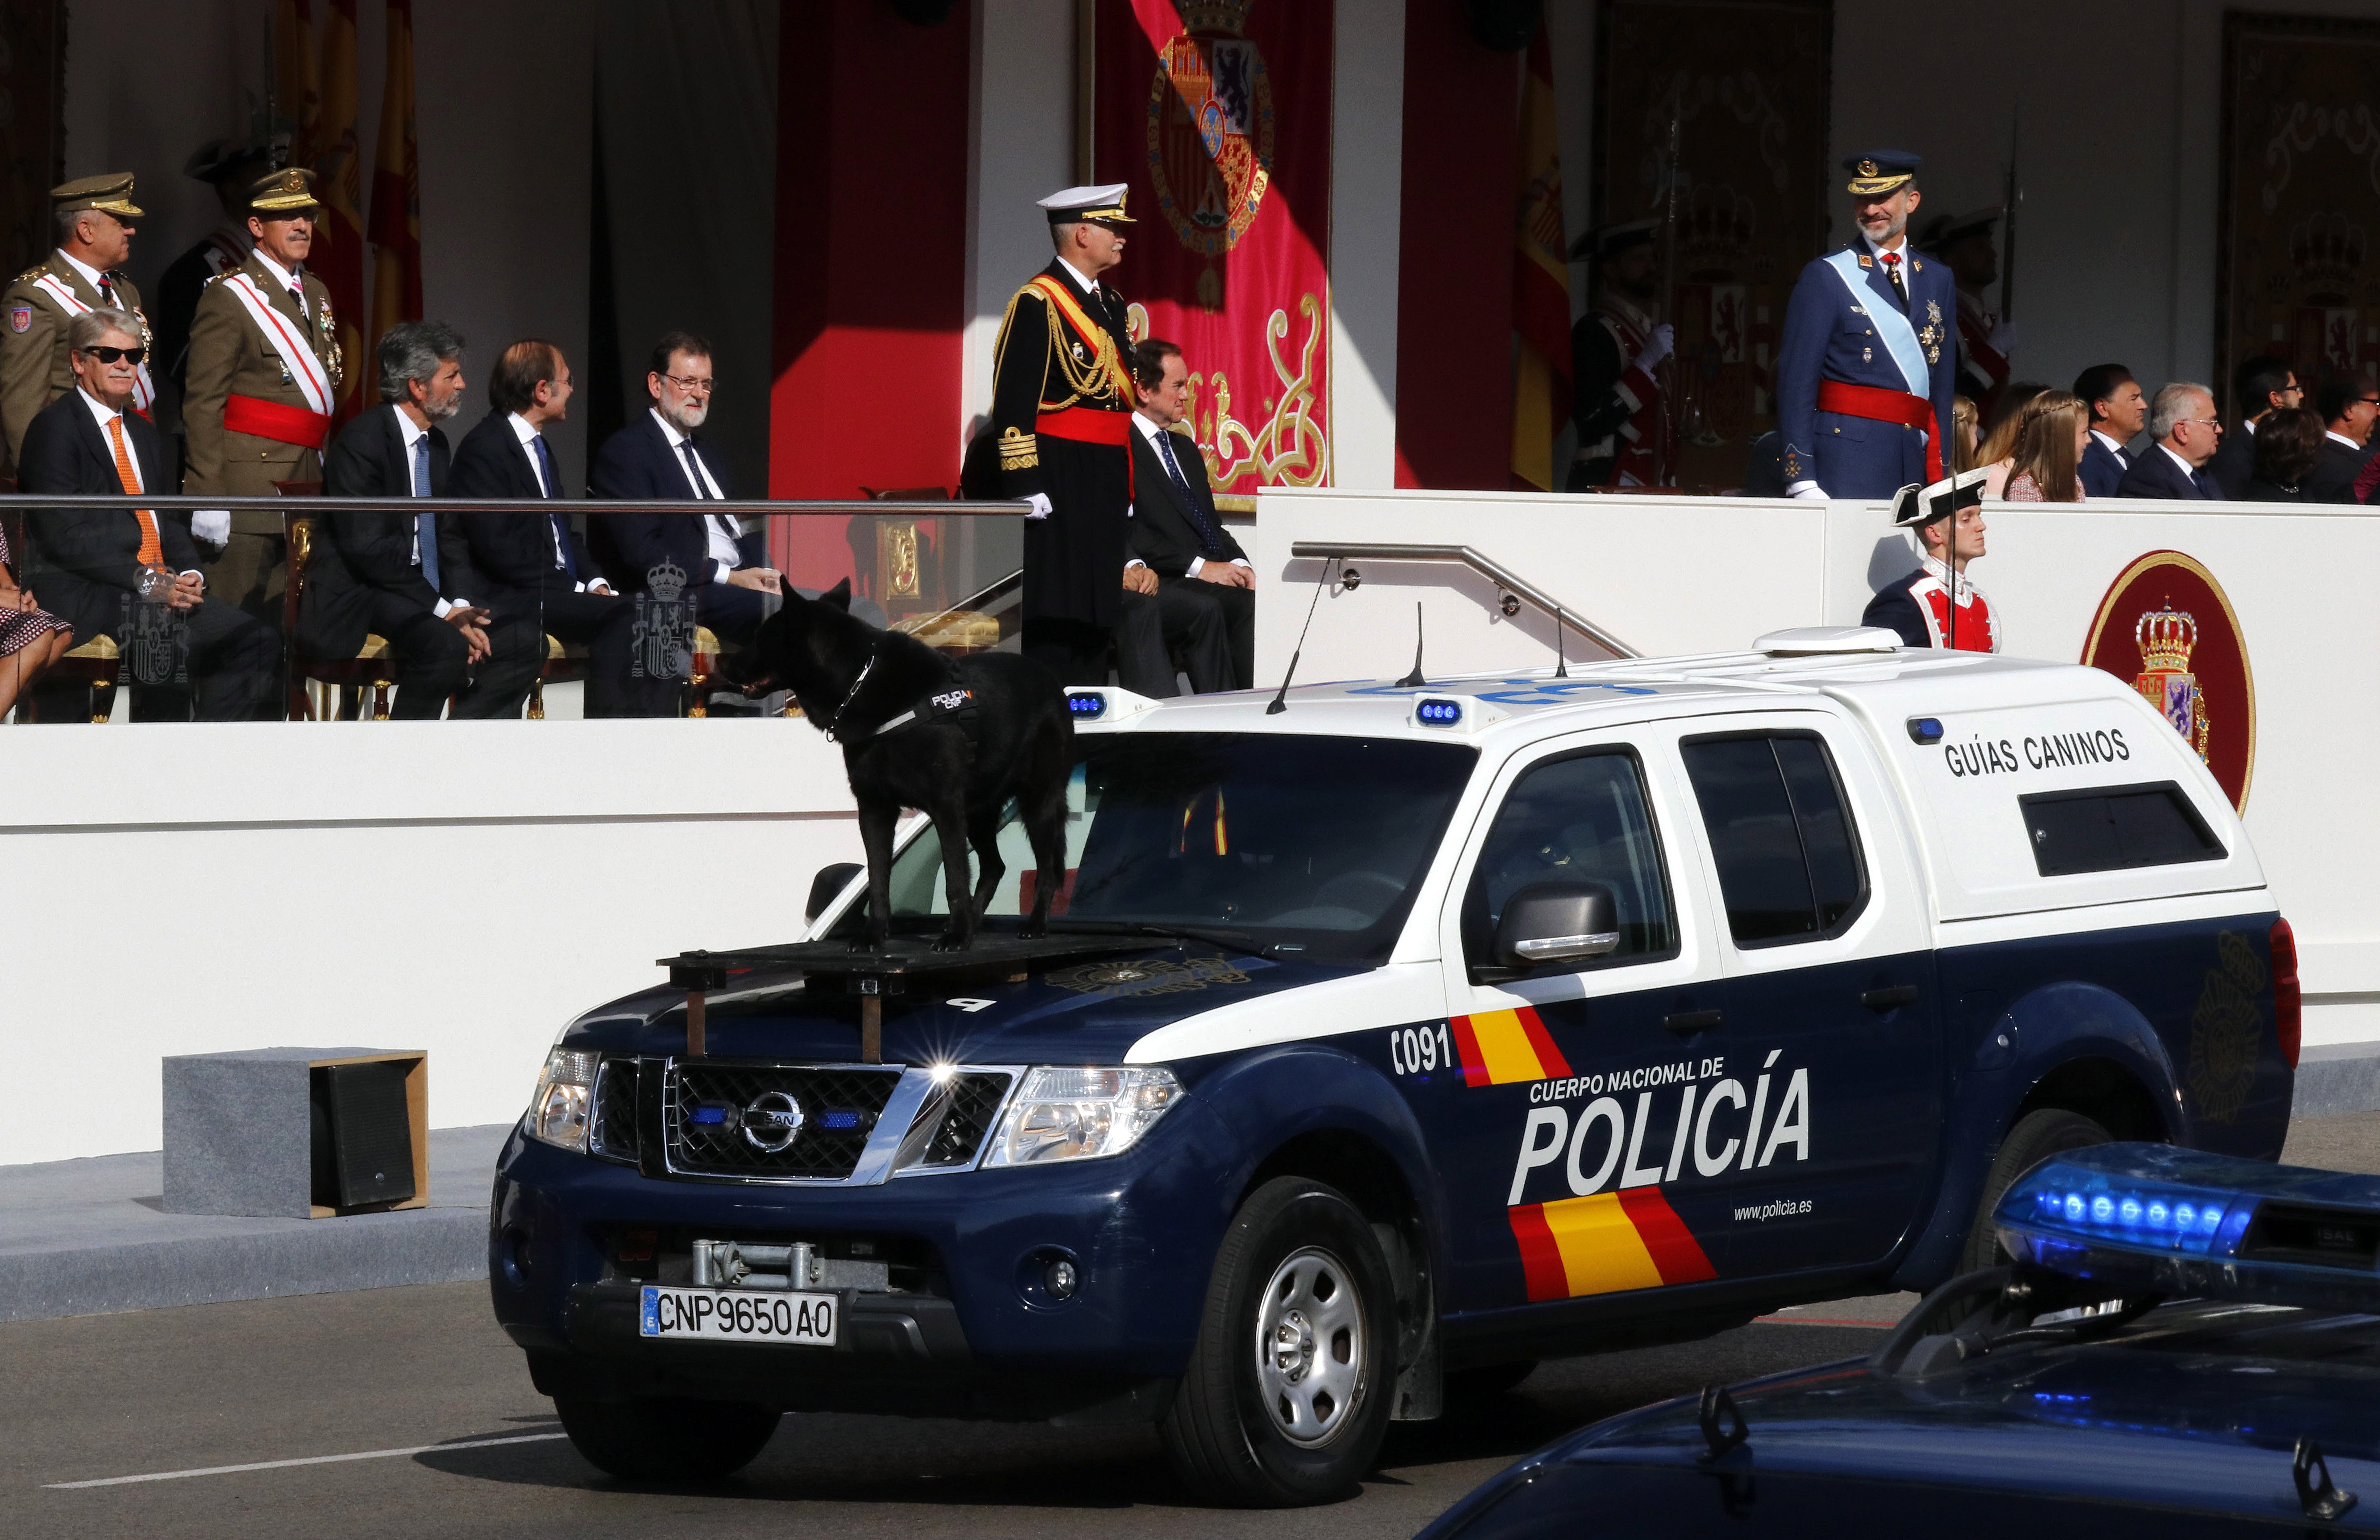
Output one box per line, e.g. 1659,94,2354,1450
1444,1360,1539,1400
1160,1176,1399,1507
554,1394,782,1482
1960,1108,2113,1272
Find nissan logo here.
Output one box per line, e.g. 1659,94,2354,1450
741,1090,805,1152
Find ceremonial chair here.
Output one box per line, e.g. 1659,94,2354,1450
279,482,403,721
528,633,589,720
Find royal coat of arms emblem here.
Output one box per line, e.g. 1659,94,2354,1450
2134,603,2210,762
1148,0,1274,306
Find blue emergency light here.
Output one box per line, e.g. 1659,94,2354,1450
1415,698,1464,727
1065,691,1108,720
1995,1144,2380,1310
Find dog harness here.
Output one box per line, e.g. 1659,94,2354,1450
824,647,980,745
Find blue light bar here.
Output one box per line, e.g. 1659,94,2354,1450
1906,716,1944,744
1415,698,1463,727
1995,1143,2380,1312
1065,691,1107,720
819,1110,862,1131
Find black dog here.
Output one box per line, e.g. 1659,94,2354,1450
725,580,1073,951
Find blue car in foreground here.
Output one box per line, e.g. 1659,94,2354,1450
1417,1143,2380,1536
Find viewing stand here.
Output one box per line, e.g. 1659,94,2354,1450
659,934,1153,1062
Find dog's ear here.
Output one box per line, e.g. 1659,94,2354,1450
822,577,852,612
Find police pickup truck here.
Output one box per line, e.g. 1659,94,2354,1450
489,627,2297,1506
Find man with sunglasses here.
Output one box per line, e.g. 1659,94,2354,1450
183,165,345,652
0,173,154,475
18,308,274,720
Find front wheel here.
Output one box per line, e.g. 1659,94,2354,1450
1960,1108,2113,1271
553,1394,781,1482
1160,1177,1398,1506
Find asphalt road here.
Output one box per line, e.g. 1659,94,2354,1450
7,1111,2375,1540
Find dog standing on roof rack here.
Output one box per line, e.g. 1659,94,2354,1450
724,579,1073,952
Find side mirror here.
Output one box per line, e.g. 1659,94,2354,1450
806,862,864,923
1493,881,1621,973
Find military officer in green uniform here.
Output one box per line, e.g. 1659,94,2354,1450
0,173,154,474
184,165,344,648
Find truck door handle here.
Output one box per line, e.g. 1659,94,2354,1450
1663,1009,1724,1036
1860,985,1919,1010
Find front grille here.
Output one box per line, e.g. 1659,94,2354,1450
589,1057,640,1163
665,1062,903,1180
904,1072,1014,1169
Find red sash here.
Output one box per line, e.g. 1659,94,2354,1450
224,392,331,450
1035,406,1130,445
1817,380,1943,481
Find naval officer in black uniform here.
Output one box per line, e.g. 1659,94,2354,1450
985,185,1140,684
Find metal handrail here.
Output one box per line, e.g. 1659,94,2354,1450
1286,540,1641,659
0,494,1021,517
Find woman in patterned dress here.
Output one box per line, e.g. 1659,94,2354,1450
0,519,72,719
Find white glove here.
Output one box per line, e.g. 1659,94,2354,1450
190,510,231,545
1985,320,2019,356
1024,492,1052,519
1789,483,1828,501
1632,323,1676,374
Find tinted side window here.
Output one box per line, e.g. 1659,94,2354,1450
1682,733,1869,947
1463,751,1678,971
2020,782,2225,876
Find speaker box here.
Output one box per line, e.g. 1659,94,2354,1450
309,1060,418,1210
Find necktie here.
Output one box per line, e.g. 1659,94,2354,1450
96,274,114,306
1154,429,1226,556
678,440,709,498
1878,250,1908,309
528,435,576,578
411,437,441,590
288,265,308,319
106,416,160,568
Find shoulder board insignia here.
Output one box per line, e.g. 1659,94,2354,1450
1856,255,1872,268
14,265,43,284
1912,258,1924,273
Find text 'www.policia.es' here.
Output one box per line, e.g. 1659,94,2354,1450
1734,1199,1815,1222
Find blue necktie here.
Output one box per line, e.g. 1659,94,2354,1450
679,440,709,498
411,436,441,591
1154,429,1225,557
530,434,577,579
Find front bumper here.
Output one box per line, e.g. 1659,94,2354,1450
489,1096,1242,1412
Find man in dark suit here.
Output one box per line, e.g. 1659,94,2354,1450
589,329,780,642
2114,382,2224,500
19,308,274,720
2074,363,2145,497
444,339,639,716
1124,339,1250,691
2308,371,2380,504
298,319,538,719
2208,356,2301,500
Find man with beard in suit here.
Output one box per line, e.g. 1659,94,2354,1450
19,308,274,719
1123,338,1249,692
299,319,536,718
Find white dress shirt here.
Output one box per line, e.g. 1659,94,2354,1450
82,387,199,580
1126,412,1248,579
250,248,309,320
650,408,740,584
55,248,124,306
2091,429,2132,467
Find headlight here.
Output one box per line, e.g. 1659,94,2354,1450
526,1048,600,1153
982,1066,1183,1166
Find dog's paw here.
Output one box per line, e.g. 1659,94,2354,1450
849,936,879,954
930,930,973,953
1018,919,1048,940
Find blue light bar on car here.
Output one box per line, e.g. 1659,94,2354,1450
1414,697,1464,727
1995,1143,2380,1311
1065,691,1107,720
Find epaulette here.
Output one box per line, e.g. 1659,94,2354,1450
203,270,236,287
13,264,44,284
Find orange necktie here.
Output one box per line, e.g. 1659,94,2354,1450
106,415,160,569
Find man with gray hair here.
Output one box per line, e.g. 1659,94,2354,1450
0,173,152,472
2115,382,2224,499
296,319,537,717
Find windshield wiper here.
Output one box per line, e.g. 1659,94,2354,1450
1043,919,1272,958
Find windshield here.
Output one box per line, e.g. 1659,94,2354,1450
839,732,1477,963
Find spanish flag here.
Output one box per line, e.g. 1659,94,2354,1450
1450,1007,1571,1086
367,0,423,395
272,0,320,166
1509,23,1572,492
312,0,365,421
1509,1188,1717,1301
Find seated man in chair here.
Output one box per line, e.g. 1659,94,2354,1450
20,308,275,720
1126,339,1253,691
299,319,535,718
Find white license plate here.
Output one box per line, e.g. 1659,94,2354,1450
638,1285,839,1347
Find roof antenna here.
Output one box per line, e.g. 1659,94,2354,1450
1266,556,1339,715
1553,605,1569,678
1395,602,1426,688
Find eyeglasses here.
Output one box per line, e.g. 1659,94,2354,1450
78,345,144,364
659,374,715,395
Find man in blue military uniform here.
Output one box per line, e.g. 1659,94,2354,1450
1778,151,1960,501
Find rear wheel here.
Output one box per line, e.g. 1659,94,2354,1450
1160,1177,1398,1507
553,1394,781,1482
1960,1108,2113,1271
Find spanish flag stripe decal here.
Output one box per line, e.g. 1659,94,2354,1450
1507,1190,1715,1301
1616,1186,1719,1283
1450,1015,1491,1088
1449,1007,1571,1085
1507,1196,1570,1303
